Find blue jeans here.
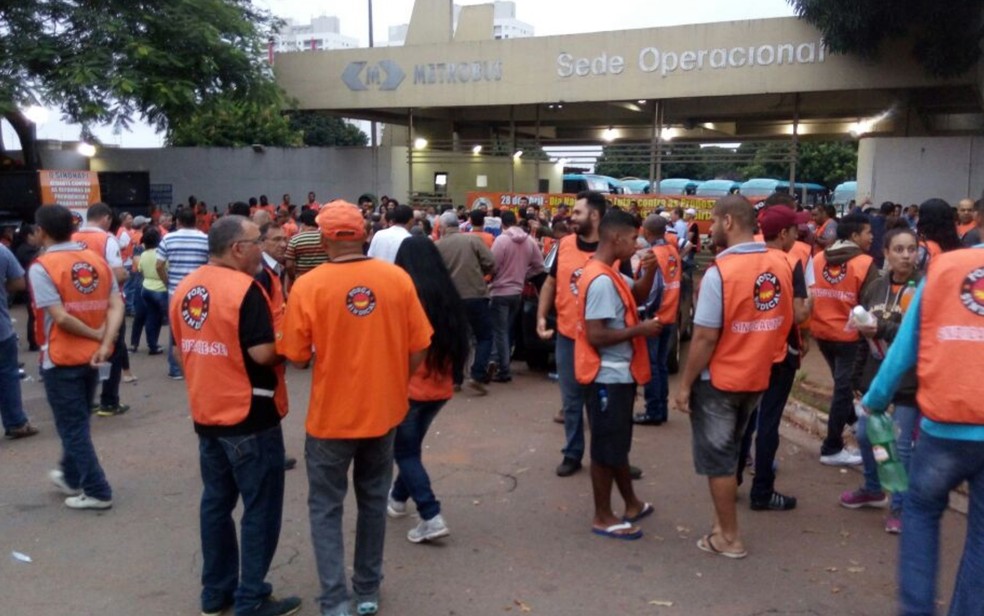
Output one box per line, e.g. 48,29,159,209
556,333,587,462
306,431,395,614
899,432,984,616
198,424,286,615
41,365,112,500
856,404,919,510
392,399,446,521
818,339,860,455
490,295,522,378
134,287,168,351
123,271,142,314
130,281,148,348
642,324,676,422
459,298,493,383
0,334,29,432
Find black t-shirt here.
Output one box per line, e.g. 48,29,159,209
194,284,280,437
784,261,808,362
549,237,633,278
962,228,981,248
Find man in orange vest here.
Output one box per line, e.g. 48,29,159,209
537,190,657,478
956,198,976,241
170,215,301,616
29,205,123,510
811,204,838,255
811,212,878,467
280,201,433,616
675,195,794,558
576,210,662,540
862,245,984,615
736,204,812,512
635,214,679,426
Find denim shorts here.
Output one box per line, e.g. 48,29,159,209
586,383,636,467
690,380,761,477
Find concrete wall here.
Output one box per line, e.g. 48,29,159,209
857,137,984,206
406,150,562,202
90,147,399,209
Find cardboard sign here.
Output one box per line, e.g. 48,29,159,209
39,170,101,216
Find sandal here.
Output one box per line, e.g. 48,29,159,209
123,375,139,384
697,533,747,559
591,521,643,540
623,502,654,523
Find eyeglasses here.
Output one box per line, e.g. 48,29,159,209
234,237,263,246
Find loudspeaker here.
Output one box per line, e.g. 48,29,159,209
98,172,151,216
0,172,42,223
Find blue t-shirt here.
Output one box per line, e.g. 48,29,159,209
0,243,26,342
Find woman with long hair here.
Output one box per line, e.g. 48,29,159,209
916,198,962,271
388,236,470,543
842,227,922,533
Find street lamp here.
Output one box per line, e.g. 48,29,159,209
77,142,97,157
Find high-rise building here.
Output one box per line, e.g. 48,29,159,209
386,1,533,46
272,16,358,53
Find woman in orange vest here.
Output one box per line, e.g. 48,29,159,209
915,198,962,272
574,210,661,540
389,237,470,543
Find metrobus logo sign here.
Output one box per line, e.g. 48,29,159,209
342,60,405,91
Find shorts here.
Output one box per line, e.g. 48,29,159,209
690,380,762,477
586,382,636,467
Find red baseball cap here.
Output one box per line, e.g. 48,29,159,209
316,200,366,241
758,206,810,238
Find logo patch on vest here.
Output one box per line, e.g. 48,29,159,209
71,262,99,294
754,272,781,312
822,263,846,285
346,286,376,317
569,268,584,296
181,286,210,330
960,267,984,317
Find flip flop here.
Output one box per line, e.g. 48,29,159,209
123,375,138,384
697,534,747,559
623,502,655,523
591,522,643,540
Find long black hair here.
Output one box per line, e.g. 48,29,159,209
917,198,961,252
394,236,470,376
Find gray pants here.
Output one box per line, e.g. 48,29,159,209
306,430,395,614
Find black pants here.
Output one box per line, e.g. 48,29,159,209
738,357,797,500
817,339,860,456
98,320,128,407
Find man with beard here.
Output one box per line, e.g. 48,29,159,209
537,191,658,478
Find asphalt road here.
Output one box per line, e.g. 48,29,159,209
0,306,966,616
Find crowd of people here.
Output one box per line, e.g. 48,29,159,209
1,186,982,616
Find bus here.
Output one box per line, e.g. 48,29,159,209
695,179,741,197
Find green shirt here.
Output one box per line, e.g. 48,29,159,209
139,249,166,292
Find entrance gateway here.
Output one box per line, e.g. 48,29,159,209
274,0,984,210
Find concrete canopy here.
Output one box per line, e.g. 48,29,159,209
274,2,984,144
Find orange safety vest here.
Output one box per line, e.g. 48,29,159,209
810,252,873,342
555,235,596,339
33,250,112,367
72,228,110,263
470,230,494,249
812,219,832,255
541,236,555,257
116,228,134,264
916,249,984,424
170,265,287,426
957,221,976,239
651,240,682,324
708,249,794,392
574,259,650,385
260,262,289,415
918,239,942,271
789,240,812,272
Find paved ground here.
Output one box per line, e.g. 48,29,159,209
0,305,967,616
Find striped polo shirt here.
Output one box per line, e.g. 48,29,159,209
286,229,329,277
156,228,209,294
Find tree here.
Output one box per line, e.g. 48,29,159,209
288,113,369,147
788,0,984,78
796,141,857,188
1,0,280,168
167,92,302,147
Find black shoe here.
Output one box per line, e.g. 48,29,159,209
556,457,582,477
750,491,797,511
28,345,40,352
128,345,139,353
629,465,643,480
245,596,302,616
201,597,234,616
485,361,498,381
284,457,297,471
491,375,512,383
632,413,665,426
148,347,164,356
96,404,130,417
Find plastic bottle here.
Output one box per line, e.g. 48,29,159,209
866,413,908,493
852,306,887,359
899,280,917,314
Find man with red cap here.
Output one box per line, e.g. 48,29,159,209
281,201,433,616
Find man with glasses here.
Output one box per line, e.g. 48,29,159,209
171,216,300,616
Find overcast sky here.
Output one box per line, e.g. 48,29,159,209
8,0,796,149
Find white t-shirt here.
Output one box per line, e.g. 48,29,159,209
367,225,411,264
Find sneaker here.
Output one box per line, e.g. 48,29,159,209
750,491,798,511
466,379,488,396
128,345,139,353
885,511,903,534
168,373,184,381
65,494,113,510
491,375,512,383
556,457,582,477
485,361,498,381
244,596,302,616
839,488,889,509
387,495,408,518
284,457,297,471
632,413,665,426
201,598,234,616
96,404,130,417
148,348,164,356
5,423,39,439
49,469,82,496
629,465,643,480
407,514,450,543
354,592,380,615
820,448,863,466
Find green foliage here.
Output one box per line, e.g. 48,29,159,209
288,113,369,147
788,0,984,78
167,95,302,147
797,141,857,188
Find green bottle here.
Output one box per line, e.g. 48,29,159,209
867,413,908,493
